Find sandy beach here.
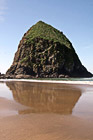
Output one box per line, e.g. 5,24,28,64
0,80,93,140
1,113,93,140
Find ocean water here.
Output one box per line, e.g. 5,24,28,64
0,77,93,86
36,77,93,81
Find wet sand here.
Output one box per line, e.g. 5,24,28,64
1,113,93,140
0,81,93,140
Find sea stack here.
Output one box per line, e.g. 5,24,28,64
6,21,92,78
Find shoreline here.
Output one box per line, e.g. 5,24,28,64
0,80,93,139
0,78,93,85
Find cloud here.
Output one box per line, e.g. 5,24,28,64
82,44,93,50
0,0,7,22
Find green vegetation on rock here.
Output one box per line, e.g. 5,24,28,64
25,21,72,49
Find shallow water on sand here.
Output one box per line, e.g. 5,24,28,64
0,81,93,140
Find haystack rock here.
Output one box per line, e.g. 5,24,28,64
6,21,92,78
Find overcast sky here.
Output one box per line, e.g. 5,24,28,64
0,0,93,74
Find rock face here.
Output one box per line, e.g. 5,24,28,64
6,21,92,78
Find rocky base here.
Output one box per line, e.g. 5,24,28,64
5,74,70,79
0,73,92,79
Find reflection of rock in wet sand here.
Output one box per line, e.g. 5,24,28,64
6,82,81,115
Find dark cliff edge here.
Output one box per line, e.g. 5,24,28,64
5,21,93,79
0,72,5,79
